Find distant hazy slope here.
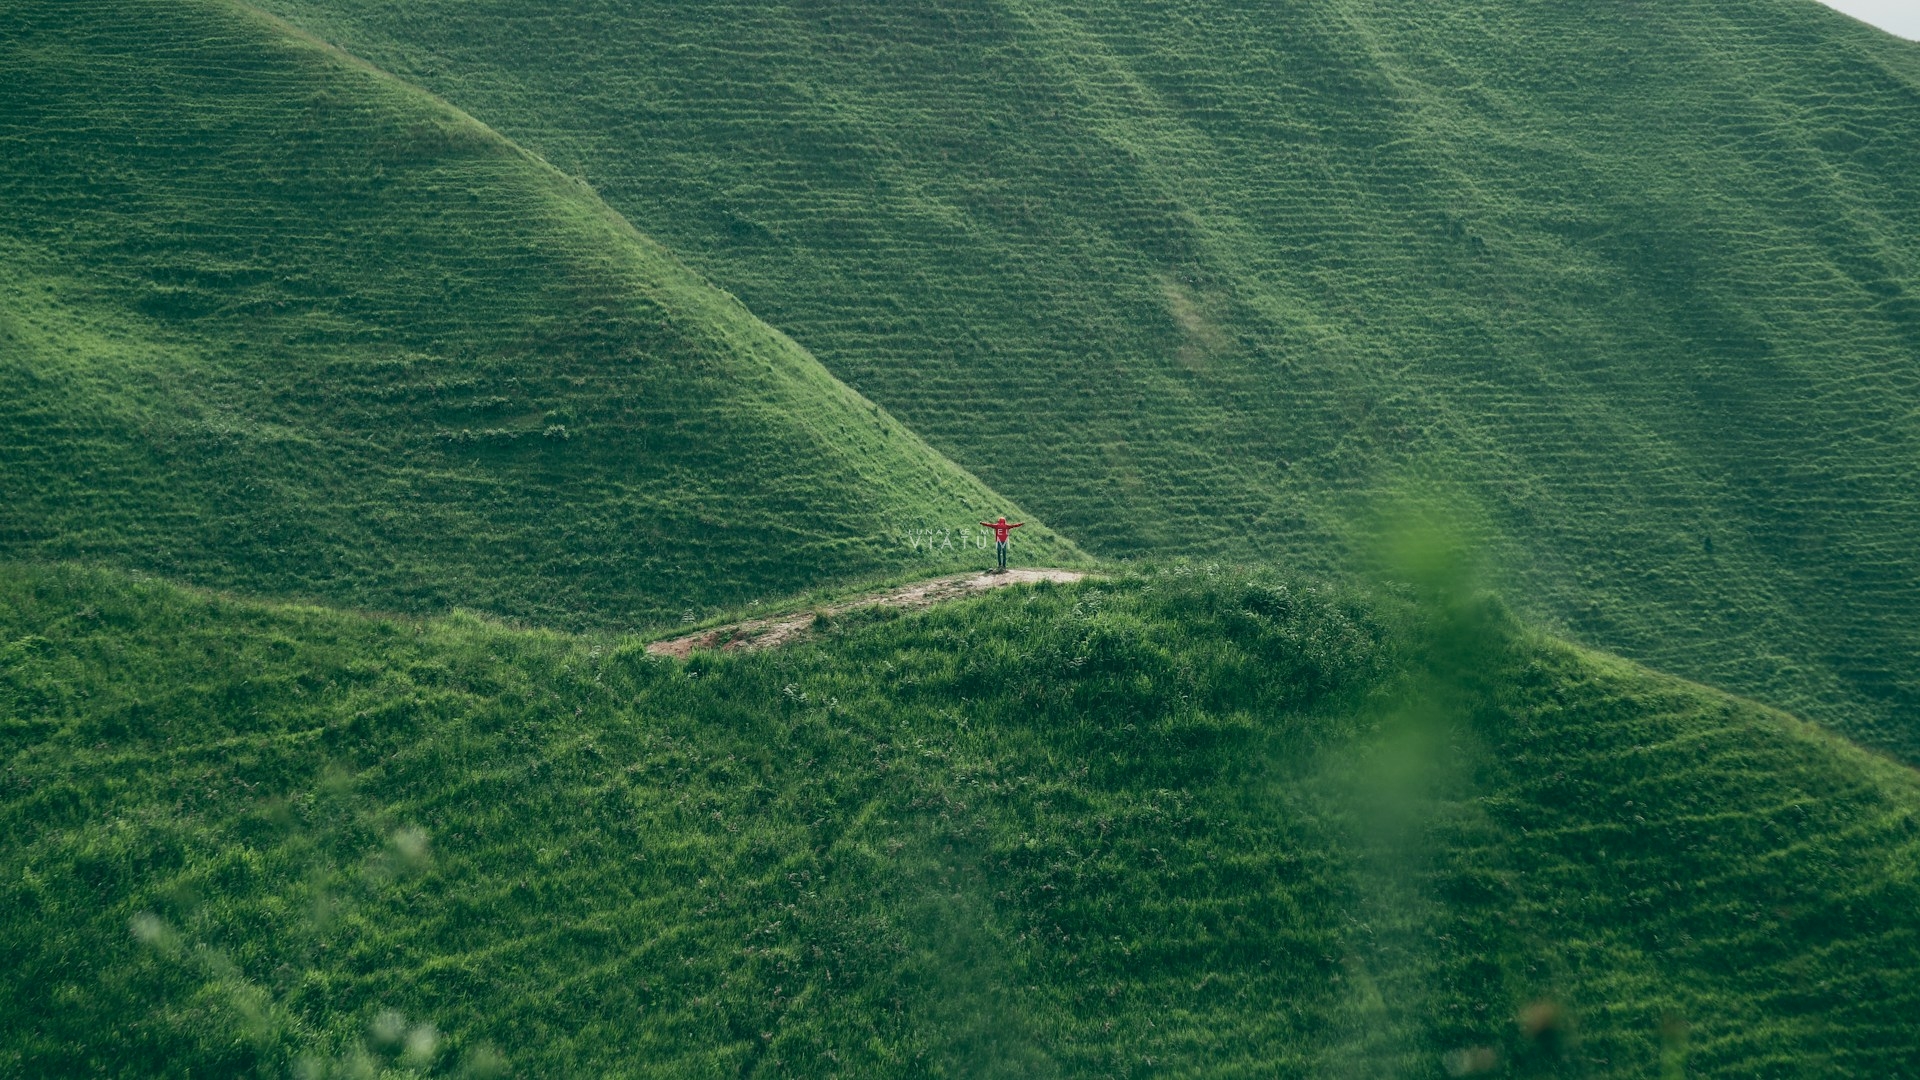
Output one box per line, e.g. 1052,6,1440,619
0,0,1073,630
255,0,1920,755
6,561,1920,1076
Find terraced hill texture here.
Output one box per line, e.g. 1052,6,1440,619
6,560,1920,1077
255,0,1920,760
0,0,1078,633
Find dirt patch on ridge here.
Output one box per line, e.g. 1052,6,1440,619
646,568,1088,659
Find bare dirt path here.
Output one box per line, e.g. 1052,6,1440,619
645,568,1088,658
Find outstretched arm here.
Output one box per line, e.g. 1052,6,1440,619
1009,522,1025,529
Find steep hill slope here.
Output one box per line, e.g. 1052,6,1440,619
255,0,1920,758
5,560,1920,1076
0,0,1076,632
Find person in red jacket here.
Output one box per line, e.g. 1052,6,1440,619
980,516,1024,571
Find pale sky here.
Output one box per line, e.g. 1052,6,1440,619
1814,0,1920,40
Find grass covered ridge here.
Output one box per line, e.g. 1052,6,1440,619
254,0,1920,759
6,3,1920,1074
0,0,1078,633
5,560,1919,1076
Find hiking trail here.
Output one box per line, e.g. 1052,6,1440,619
646,568,1087,658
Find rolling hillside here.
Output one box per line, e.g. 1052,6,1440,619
7,4,1920,1075
0,0,1078,633
6,561,1920,1076
254,0,1920,760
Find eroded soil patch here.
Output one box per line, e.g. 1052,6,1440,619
646,568,1087,658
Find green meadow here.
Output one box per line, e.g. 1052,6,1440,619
8,561,1920,1077
6,0,1920,1075
258,0,1920,759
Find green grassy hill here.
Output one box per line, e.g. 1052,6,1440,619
6,559,1920,1077
252,0,1920,759
0,0,1078,633
8,4,1920,1074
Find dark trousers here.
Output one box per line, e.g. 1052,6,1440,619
996,540,1008,569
